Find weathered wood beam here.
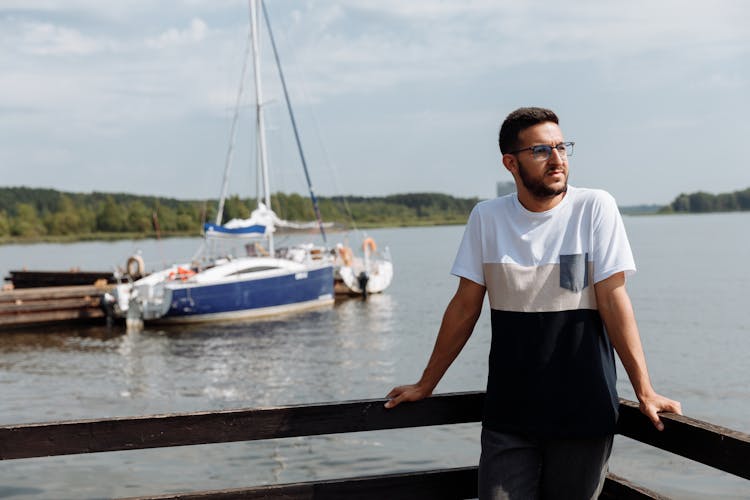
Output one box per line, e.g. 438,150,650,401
600,473,670,500
0,297,102,314
0,393,484,460
0,308,105,327
5,270,114,289
0,285,108,302
617,400,750,480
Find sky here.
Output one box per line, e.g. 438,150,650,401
0,0,748,206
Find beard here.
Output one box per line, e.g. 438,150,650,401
517,158,568,199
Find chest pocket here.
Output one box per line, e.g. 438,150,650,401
559,253,589,292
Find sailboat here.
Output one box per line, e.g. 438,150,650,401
103,0,334,325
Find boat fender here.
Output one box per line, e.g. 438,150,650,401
362,237,377,254
126,255,145,278
339,246,353,266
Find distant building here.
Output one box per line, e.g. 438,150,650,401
496,181,515,197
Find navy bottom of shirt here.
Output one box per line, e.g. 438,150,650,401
483,308,619,438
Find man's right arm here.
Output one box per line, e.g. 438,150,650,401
385,277,486,408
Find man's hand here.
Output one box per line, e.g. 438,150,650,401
384,383,432,409
639,393,683,431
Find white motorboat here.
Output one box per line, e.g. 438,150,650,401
333,237,393,297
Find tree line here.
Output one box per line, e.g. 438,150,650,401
0,187,479,240
663,187,750,214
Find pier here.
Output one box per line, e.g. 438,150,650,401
1,392,747,499
0,283,111,328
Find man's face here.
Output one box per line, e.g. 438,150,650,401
509,122,569,199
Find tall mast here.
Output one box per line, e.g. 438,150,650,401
250,0,273,254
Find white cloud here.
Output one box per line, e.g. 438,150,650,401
19,21,104,55
146,18,208,49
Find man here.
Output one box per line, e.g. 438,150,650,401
385,107,682,499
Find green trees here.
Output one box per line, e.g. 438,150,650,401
126,200,154,233
272,192,314,221
11,203,47,237
0,188,205,239
668,187,750,213
45,195,93,235
0,187,482,241
0,211,10,237
221,195,251,222
96,196,127,232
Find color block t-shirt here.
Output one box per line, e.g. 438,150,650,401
451,186,635,437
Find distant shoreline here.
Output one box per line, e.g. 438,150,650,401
0,218,469,246
8,208,750,246
3,184,750,244
619,204,665,215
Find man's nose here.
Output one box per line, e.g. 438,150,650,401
548,147,564,164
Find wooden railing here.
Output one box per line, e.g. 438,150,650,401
1,392,748,499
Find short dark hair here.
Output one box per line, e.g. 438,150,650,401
498,107,559,154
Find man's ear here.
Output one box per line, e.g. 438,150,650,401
502,153,517,175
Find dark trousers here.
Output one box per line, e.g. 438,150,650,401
478,428,613,500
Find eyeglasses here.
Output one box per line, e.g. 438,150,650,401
508,142,574,161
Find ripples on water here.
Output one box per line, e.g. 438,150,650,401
0,296,481,499
1,220,749,498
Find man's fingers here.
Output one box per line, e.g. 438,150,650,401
640,402,664,431
384,384,431,409
668,400,683,416
384,392,403,409
384,386,407,408
650,411,665,432
642,397,682,432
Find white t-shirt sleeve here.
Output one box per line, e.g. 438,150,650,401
592,191,636,283
450,205,486,286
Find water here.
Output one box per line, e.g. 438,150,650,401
0,216,749,499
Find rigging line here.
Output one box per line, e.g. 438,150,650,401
312,130,359,233
287,69,359,232
311,121,359,233
261,0,327,244
261,11,358,234
216,1,254,226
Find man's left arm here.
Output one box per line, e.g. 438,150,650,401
594,272,682,431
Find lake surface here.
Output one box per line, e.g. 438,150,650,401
1,214,749,499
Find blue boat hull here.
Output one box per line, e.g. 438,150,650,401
158,266,334,323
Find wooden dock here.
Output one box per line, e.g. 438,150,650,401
1,392,747,499
0,284,111,329
5,270,116,289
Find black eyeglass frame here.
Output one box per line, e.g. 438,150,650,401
508,141,575,160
